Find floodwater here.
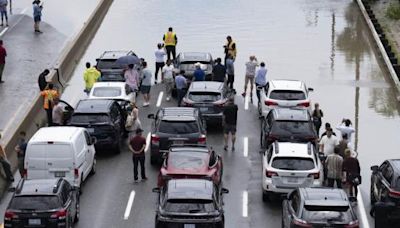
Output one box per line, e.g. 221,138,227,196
63,0,400,218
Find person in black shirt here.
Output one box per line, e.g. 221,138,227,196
15,131,28,178
223,98,238,151
212,58,226,82
38,69,49,91
320,122,336,139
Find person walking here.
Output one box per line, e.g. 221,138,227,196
342,149,361,198
154,43,166,84
320,122,337,138
32,0,43,33
242,56,258,97
254,62,268,103
336,133,351,158
162,59,175,101
0,0,8,26
312,103,324,136
319,128,339,156
325,147,344,188
0,40,6,83
336,118,355,140
212,58,226,82
52,98,63,126
223,36,236,64
175,70,187,107
40,83,59,126
83,62,101,94
226,55,235,90
14,131,27,178
125,103,142,137
223,97,238,151
38,69,49,91
140,61,152,107
124,64,140,96
128,128,147,183
193,63,205,81
163,27,178,60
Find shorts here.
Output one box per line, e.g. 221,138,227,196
224,124,237,134
34,15,41,22
141,85,151,94
245,74,254,86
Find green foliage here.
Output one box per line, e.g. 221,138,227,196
386,3,400,20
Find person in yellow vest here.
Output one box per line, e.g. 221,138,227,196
40,83,59,126
224,35,236,64
163,27,178,60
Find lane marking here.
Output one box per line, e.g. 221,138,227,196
123,190,136,220
357,187,370,228
145,132,151,152
242,191,248,217
244,95,249,110
21,7,28,15
0,27,8,37
156,92,164,107
243,137,248,157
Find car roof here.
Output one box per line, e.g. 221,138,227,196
166,179,213,200
269,79,305,91
17,179,61,195
180,52,212,61
75,99,114,113
99,50,135,59
160,107,198,121
273,142,314,158
29,127,84,143
271,108,310,121
92,82,126,88
189,81,224,92
300,188,349,207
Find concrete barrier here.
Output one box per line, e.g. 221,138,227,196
0,0,114,197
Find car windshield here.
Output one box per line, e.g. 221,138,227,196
302,205,353,224
164,199,216,213
168,152,208,169
188,92,221,102
10,195,61,210
272,121,314,136
271,157,315,170
92,87,122,97
270,90,306,100
159,121,199,134
70,114,110,124
97,59,120,69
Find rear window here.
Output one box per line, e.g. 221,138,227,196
188,92,221,102
92,87,121,97
159,121,199,134
272,157,315,170
164,199,216,213
168,152,208,169
272,121,314,136
270,90,306,100
70,114,110,124
97,59,119,69
10,196,61,210
302,205,353,223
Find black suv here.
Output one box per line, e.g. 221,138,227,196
153,179,228,228
5,178,79,228
260,108,317,149
68,99,127,153
370,159,400,222
282,187,359,228
96,50,137,82
148,107,207,165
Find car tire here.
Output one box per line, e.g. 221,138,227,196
260,119,266,149
370,185,376,204
262,191,270,202
90,156,96,175
150,155,157,165
154,216,162,228
74,199,80,223
257,100,262,117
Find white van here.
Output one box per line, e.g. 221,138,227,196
24,127,96,188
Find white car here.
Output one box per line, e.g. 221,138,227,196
258,79,313,117
88,82,135,103
262,142,323,201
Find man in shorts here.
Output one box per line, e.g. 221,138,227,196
242,55,258,97
140,61,152,107
223,97,238,151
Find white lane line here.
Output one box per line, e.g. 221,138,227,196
244,95,249,110
156,92,164,107
242,191,248,218
0,27,8,37
123,190,136,220
145,132,151,152
243,137,248,157
357,188,370,228
21,7,28,15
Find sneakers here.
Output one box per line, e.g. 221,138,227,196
166,97,171,101
223,145,228,151
241,92,246,97
142,177,148,181
143,102,150,107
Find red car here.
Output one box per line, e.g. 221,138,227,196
157,145,223,187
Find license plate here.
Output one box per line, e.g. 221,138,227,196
184,224,195,228
87,128,94,133
287,177,297,183
54,171,65,177
29,219,41,225
200,107,208,112
173,140,184,145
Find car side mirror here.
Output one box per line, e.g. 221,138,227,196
148,114,155,119
371,165,378,173
95,58,100,62
90,136,97,145
308,87,314,92
8,187,15,192
221,188,229,194
152,187,160,193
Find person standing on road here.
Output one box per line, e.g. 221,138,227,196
336,118,355,140
312,103,324,136
83,62,101,94
226,55,235,90
0,40,6,83
212,58,226,82
128,128,147,183
342,149,361,198
163,27,178,60
223,98,238,151
52,98,64,126
175,70,187,107
40,83,59,126
0,0,8,26
125,103,142,137
140,61,152,107
32,0,43,33
162,59,175,101
14,131,27,178
254,62,267,103
336,133,350,158
154,43,166,84
38,69,49,91
319,128,339,156
242,56,258,97
193,63,205,81
224,36,236,64
320,122,336,138
125,64,140,94
325,147,343,188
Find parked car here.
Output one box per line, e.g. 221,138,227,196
148,107,207,165
182,81,233,126
262,142,323,201
158,145,223,187
96,50,136,74
88,82,135,104
174,52,214,80
153,179,228,228
260,108,318,149
5,178,80,228
24,127,96,188
282,187,359,228
68,99,127,153
370,159,400,221
258,79,313,117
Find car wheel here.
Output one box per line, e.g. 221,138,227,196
154,216,162,228
258,100,262,117
262,191,270,202
90,156,96,175
370,185,377,205
74,199,80,223
150,155,157,165
260,120,266,149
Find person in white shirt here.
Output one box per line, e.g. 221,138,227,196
242,55,258,97
319,128,339,156
162,59,175,101
336,118,355,140
154,43,166,84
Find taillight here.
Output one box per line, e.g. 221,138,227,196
50,209,67,219
74,168,79,179
308,172,320,179
265,170,278,178
344,220,359,228
264,100,278,106
151,134,160,144
182,98,193,107
389,189,400,198
198,135,206,144
297,101,310,107
213,99,227,107
4,210,18,221
293,218,312,227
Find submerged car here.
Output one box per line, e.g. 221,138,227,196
175,52,213,80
